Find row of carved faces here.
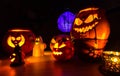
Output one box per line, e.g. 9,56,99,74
50,7,110,61
3,7,110,61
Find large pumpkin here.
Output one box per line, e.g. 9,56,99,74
70,7,110,60
50,34,74,61
2,28,35,55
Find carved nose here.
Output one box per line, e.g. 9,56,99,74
14,41,18,44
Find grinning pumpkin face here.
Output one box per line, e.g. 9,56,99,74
70,7,110,59
71,7,110,39
50,34,74,61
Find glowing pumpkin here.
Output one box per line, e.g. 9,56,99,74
70,7,110,60
2,28,35,55
50,34,74,61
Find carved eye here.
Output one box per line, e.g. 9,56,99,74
59,43,66,48
54,43,59,48
51,38,56,44
74,18,83,26
53,43,66,48
84,14,98,23
11,37,15,41
16,36,21,40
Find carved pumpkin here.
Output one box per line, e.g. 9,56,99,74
50,34,74,61
32,36,46,57
2,28,35,55
70,7,110,60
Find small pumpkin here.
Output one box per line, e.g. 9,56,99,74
70,7,110,60
2,28,35,55
50,34,74,61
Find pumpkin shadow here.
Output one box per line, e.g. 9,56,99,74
73,39,103,64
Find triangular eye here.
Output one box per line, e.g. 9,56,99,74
11,37,15,41
54,43,59,48
59,43,66,48
84,14,98,23
74,18,83,26
51,38,56,44
16,36,21,40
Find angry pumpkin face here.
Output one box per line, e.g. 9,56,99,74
70,7,110,59
50,34,74,61
71,7,110,39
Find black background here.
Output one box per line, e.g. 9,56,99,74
0,0,120,51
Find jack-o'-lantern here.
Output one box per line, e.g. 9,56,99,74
2,28,35,55
50,34,74,61
70,7,110,61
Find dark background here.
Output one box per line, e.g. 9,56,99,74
0,0,120,51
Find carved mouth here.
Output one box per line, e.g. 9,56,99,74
74,22,98,33
53,51,63,55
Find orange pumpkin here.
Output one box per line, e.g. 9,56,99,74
70,7,110,60
2,28,35,55
50,34,74,61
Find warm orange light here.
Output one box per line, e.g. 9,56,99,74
53,43,59,48
103,51,120,56
0,66,16,76
53,51,63,55
32,36,46,57
79,7,98,13
7,34,25,48
9,29,30,32
53,43,66,49
11,58,15,62
12,53,16,56
51,38,56,44
102,51,120,72
111,57,119,63
59,44,66,48
10,53,16,62
71,7,110,59
74,22,97,33
74,18,82,25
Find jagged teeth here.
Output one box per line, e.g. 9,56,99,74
53,51,62,55
74,22,98,33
